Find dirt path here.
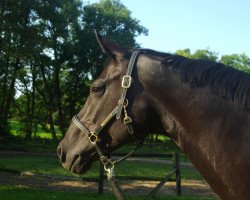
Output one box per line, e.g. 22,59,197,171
0,171,217,198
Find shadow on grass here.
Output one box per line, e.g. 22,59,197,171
0,185,215,200
0,185,113,200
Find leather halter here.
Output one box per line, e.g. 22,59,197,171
72,50,143,175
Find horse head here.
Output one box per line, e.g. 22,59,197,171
57,32,163,174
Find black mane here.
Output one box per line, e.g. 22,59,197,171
156,52,250,111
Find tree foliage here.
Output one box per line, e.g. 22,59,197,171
0,0,148,139
220,53,250,73
176,48,250,73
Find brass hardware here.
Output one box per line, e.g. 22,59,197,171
122,75,132,88
89,132,98,144
101,156,115,172
104,162,115,171
100,156,109,165
123,100,132,125
123,116,132,125
123,99,128,107
101,113,113,127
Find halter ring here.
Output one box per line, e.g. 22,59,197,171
89,132,98,144
104,162,115,171
100,156,109,165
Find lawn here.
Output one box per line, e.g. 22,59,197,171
0,121,217,200
0,154,202,180
9,120,62,140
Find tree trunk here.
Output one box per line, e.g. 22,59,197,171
1,58,19,137
54,66,65,135
53,35,65,136
31,61,36,137
36,64,57,140
0,58,9,137
47,104,57,140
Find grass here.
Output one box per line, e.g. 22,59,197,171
9,120,62,140
0,136,59,152
0,154,203,181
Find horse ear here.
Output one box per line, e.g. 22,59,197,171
95,30,128,60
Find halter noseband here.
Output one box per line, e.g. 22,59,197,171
72,50,144,173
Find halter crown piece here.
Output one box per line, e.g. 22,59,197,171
72,50,144,200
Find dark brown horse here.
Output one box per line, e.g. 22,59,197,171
57,32,250,200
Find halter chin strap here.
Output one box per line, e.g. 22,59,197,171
72,50,144,200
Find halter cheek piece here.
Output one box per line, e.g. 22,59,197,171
72,50,144,175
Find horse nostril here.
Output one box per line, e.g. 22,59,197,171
57,145,66,163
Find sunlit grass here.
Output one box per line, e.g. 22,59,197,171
9,120,62,140
0,155,202,181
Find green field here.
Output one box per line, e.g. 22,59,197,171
0,154,202,180
0,121,217,200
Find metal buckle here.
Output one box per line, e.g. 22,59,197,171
123,116,132,125
100,156,109,165
89,132,98,144
122,75,132,89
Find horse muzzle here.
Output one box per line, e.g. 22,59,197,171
57,144,97,174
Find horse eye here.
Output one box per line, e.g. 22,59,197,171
91,85,104,95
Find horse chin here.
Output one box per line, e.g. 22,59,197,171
70,153,98,174
71,160,92,174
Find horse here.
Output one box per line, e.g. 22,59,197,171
57,32,250,200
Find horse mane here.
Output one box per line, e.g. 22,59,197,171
144,49,250,111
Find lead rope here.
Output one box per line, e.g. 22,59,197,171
107,168,125,200
103,101,143,200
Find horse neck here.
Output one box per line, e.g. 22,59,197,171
137,56,250,199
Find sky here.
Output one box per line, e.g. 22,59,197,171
88,0,250,57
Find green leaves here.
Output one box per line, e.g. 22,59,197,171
83,0,148,48
220,53,250,73
176,49,250,73
1,0,148,139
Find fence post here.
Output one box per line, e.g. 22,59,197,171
174,152,181,196
98,161,104,194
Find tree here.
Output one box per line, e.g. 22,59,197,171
220,53,250,73
175,48,192,58
0,0,33,137
61,0,148,126
176,48,218,61
83,0,148,48
0,0,148,140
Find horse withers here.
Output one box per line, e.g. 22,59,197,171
57,32,250,200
